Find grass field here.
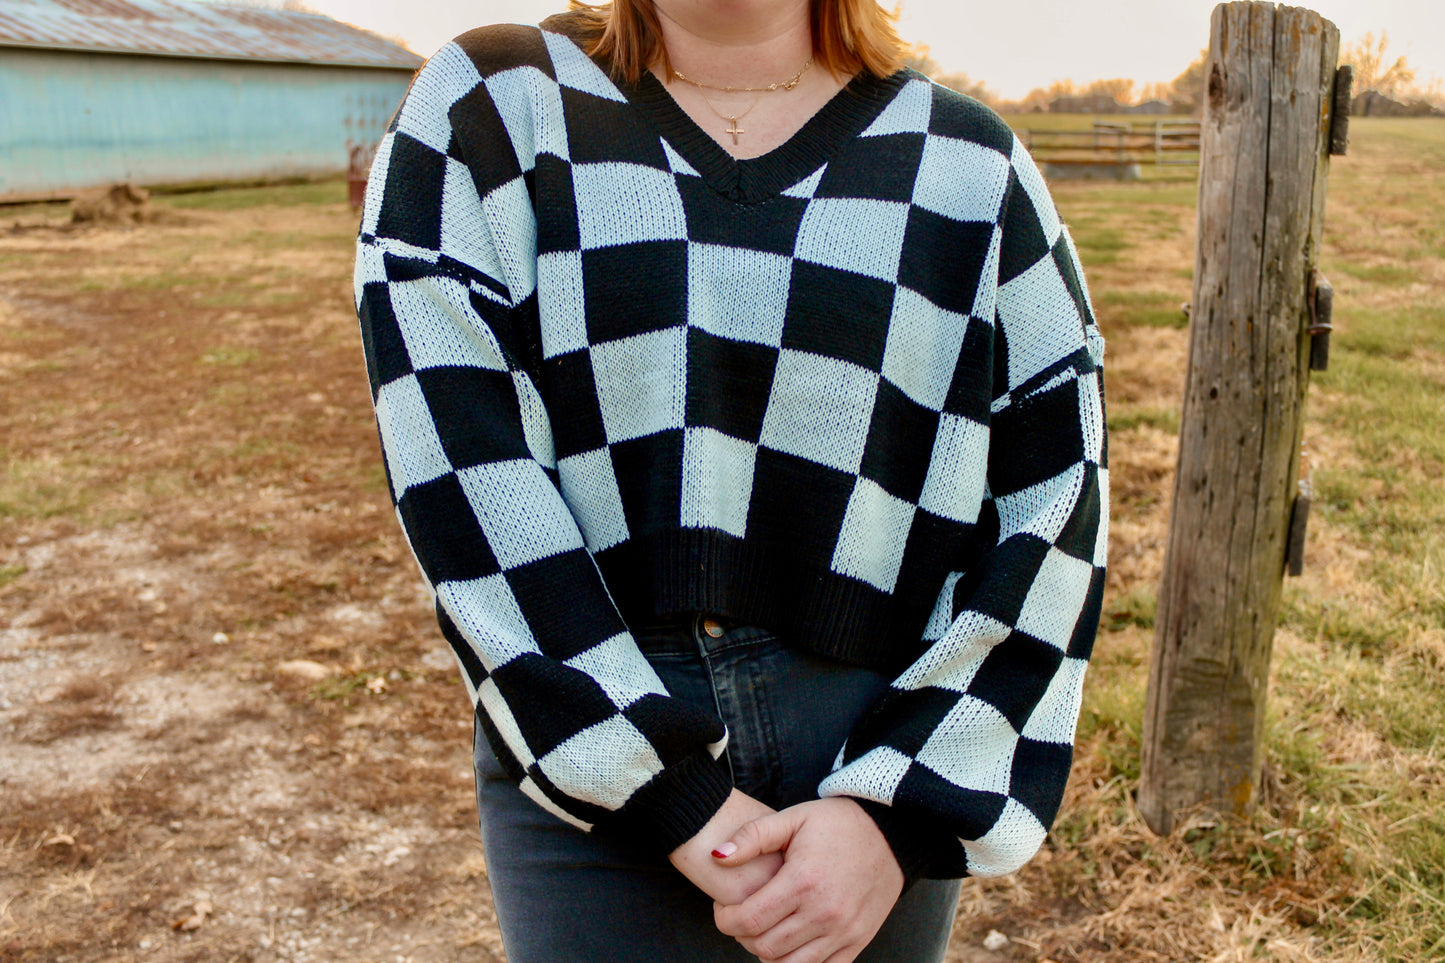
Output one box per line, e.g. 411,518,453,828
1,116,1442,962
1005,115,1445,962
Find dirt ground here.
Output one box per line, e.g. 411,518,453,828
0,194,1175,963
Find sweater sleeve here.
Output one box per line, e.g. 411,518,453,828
354,39,732,854
818,135,1107,880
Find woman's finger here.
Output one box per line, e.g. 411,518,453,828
714,872,800,940
711,808,803,865
719,799,902,961
757,932,849,963
729,904,816,960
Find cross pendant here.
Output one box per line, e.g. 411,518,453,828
726,117,744,144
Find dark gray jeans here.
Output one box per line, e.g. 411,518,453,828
473,615,962,962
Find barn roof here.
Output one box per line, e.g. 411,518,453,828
0,0,424,70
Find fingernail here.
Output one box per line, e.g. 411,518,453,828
711,842,737,859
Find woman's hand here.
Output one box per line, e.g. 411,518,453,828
710,798,904,963
669,789,785,906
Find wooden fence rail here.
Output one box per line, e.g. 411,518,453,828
1025,122,1202,179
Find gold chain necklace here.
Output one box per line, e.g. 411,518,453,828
669,58,813,145
670,58,813,93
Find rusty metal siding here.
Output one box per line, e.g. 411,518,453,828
0,0,423,70
0,46,412,199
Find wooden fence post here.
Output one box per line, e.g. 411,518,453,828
1137,2,1343,835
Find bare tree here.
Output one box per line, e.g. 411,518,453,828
1343,32,1416,98
933,73,996,106
902,45,997,107
902,44,941,78
1137,80,1173,104
1081,77,1135,103
1169,50,1209,115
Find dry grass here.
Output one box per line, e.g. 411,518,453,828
0,185,498,963
979,116,1445,963
2,118,1442,962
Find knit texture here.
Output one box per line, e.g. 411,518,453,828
354,21,1108,879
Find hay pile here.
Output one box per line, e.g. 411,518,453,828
70,183,153,225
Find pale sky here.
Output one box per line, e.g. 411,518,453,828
288,0,1442,100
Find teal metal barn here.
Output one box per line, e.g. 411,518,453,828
0,0,422,202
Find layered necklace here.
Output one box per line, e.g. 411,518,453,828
670,58,813,145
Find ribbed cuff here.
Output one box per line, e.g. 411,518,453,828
854,799,952,884
603,751,734,856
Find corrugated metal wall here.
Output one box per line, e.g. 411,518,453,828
0,48,413,200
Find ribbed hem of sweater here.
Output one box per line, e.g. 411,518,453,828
603,751,734,855
599,530,942,677
853,798,956,884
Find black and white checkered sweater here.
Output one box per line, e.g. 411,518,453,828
355,20,1107,881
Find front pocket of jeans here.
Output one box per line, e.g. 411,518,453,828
472,714,511,781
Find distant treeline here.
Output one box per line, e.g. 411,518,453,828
906,32,1444,117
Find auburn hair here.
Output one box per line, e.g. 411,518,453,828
562,0,907,84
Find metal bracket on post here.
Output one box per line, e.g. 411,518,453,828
1330,65,1353,156
1308,271,1334,371
1286,491,1310,577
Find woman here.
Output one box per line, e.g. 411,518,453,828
354,0,1107,959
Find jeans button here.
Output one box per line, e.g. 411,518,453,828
701,617,725,638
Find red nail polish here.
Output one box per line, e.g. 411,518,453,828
711,849,728,858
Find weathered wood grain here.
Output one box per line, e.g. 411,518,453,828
1138,2,1340,835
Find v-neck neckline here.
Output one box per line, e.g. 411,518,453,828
619,64,911,204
